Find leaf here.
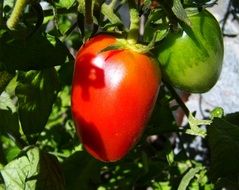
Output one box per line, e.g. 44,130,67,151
0,92,19,135
36,151,65,190
101,3,123,26
0,110,20,136
0,146,65,190
178,166,204,190
208,118,239,180
0,91,16,112
15,68,60,142
172,0,191,26
0,31,73,71
62,151,101,190
144,9,169,43
185,113,210,138
0,71,14,94
58,61,74,86
54,0,75,9
224,112,239,126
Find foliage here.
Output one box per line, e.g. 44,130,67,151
0,0,239,189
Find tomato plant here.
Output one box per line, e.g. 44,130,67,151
71,34,161,162
155,9,224,93
0,0,239,190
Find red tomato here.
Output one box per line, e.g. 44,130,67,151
71,34,161,162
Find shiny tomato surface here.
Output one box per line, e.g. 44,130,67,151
71,34,161,162
155,9,224,93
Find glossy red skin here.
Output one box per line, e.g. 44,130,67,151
71,34,161,162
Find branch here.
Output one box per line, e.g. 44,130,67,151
7,0,28,30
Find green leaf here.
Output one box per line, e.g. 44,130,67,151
0,91,16,112
37,151,65,190
224,112,239,126
62,151,101,190
15,68,60,142
0,110,20,136
0,92,19,135
172,0,191,26
0,146,65,190
178,166,204,190
208,118,239,180
54,0,75,9
101,3,123,26
185,113,210,138
0,32,73,71
144,9,169,43
0,71,14,94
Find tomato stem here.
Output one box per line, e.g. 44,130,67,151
164,81,190,117
6,0,28,30
109,0,118,9
84,0,93,27
0,0,3,26
127,1,139,44
0,138,7,165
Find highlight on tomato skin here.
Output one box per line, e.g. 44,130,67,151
155,9,224,93
71,34,161,162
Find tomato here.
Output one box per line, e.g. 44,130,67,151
155,9,224,93
71,34,161,162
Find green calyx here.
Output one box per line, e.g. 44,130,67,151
100,38,153,55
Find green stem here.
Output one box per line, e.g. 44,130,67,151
164,81,190,117
6,0,28,30
83,0,94,39
0,0,3,26
85,0,93,26
127,1,139,44
109,0,118,9
0,136,7,165
25,6,77,22
52,5,61,35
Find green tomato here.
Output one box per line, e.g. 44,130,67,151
155,9,224,93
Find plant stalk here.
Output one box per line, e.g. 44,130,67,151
84,0,93,29
127,0,139,44
0,0,3,26
0,136,7,165
164,81,190,117
6,0,28,30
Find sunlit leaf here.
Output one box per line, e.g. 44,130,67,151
178,166,204,190
172,0,191,26
0,71,14,94
55,0,75,9
0,146,65,190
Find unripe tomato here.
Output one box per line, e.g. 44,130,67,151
71,34,161,162
155,9,224,93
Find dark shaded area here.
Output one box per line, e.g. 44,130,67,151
74,116,108,162
0,31,73,71
36,151,65,190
